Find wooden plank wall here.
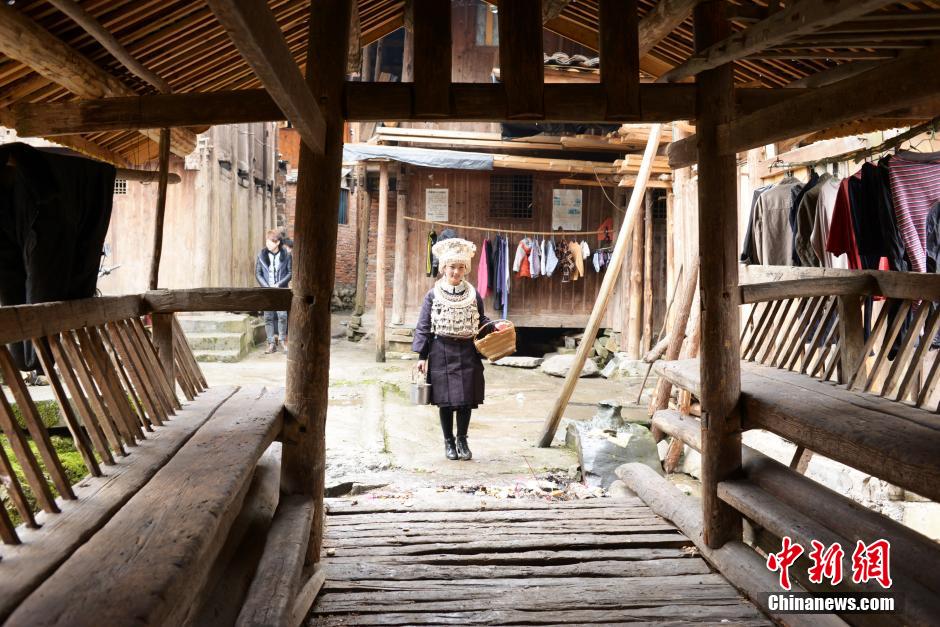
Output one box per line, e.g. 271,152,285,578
365,166,666,332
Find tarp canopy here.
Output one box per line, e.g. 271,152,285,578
342,144,494,171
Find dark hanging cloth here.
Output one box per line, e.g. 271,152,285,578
0,143,116,371
426,230,438,277
789,171,819,266
926,202,940,349
484,238,496,296
740,184,772,264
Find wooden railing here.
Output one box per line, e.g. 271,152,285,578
739,266,940,410
0,287,289,544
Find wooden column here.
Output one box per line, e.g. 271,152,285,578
626,195,644,359
375,161,389,362
643,191,655,352
148,128,171,290
391,165,409,325
695,1,742,550
498,0,544,119
151,313,175,387
413,0,450,116
283,0,351,565
353,164,370,317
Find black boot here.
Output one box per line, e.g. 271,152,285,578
444,438,458,460
455,436,472,461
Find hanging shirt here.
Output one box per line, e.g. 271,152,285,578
741,185,772,263
888,151,940,274
528,237,541,278
568,241,584,280
927,201,940,273
544,239,559,276
812,177,847,269
477,238,490,298
788,171,819,265
795,173,832,267
752,176,804,265
513,238,533,277
826,177,863,269
426,230,438,277
502,237,510,318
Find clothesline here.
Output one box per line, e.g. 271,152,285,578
404,216,614,238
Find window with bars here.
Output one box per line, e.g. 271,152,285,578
489,174,533,220
113,179,127,195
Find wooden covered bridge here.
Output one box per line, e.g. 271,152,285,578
1,0,939,625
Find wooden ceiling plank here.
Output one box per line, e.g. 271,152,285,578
498,0,544,119
412,0,450,117
599,0,641,121
205,0,325,154
659,0,899,82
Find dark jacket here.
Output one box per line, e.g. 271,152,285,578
255,247,292,288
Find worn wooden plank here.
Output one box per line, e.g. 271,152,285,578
896,305,940,402
130,317,183,407
325,509,658,528
236,494,315,627
498,0,543,119
917,348,940,409
740,264,940,301
0,295,142,346
98,325,152,431
0,439,36,529
120,318,177,415
290,564,326,627
0,386,239,623
86,325,146,436
74,326,141,446
7,387,284,627
46,334,115,464
324,517,668,536
143,287,292,314
323,546,691,567
0,487,18,544
785,296,830,372
150,313,175,388
864,300,912,392
31,337,100,477
652,409,702,451
326,497,643,515
104,321,166,428
881,301,931,397
0,345,74,499
174,308,207,390
412,0,451,117
799,297,837,375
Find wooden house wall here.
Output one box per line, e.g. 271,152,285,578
365,165,668,331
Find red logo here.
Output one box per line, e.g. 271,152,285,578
766,537,892,589
766,536,804,591
808,540,845,585
851,539,893,589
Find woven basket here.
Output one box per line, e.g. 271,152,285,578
474,320,516,363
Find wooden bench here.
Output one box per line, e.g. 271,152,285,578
0,290,315,625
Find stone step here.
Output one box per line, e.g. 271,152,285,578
177,313,256,334
185,332,249,353
191,349,246,363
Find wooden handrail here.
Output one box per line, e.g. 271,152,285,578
740,264,940,302
143,287,292,313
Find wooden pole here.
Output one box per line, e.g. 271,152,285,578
643,191,654,352
391,165,408,325
283,0,351,566
694,0,742,550
352,165,370,317
375,161,389,362
538,124,662,448
148,128,171,291
151,313,175,389
626,196,644,359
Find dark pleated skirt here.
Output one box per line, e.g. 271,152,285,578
427,336,485,408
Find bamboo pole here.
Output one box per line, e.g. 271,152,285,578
147,128,171,291
642,191,654,352
537,124,662,448
375,161,389,362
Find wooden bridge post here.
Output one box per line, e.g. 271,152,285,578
283,0,351,565
693,0,742,549
375,161,389,362
151,313,175,386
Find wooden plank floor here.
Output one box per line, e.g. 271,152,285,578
309,497,770,625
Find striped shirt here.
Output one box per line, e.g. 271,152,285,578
888,152,940,273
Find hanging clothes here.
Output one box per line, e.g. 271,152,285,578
492,235,505,311
580,240,590,261
859,159,906,272
528,237,541,277
795,173,831,267
812,176,847,269
887,150,940,274
486,236,497,292
568,241,584,280
741,184,772,263
789,171,819,265
826,177,863,269
502,236,510,319
596,217,613,242
544,238,559,276
557,239,572,282
0,143,116,371
752,176,804,265
513,237,533,277
477,238,490,298
426,230,438,277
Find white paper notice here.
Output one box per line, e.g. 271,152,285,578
552,189,582,231
425,187,449,222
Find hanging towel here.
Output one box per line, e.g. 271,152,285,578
592,250,601,272
528,238,541,277
545,239,559,276
477,238,490,298
580,240,590,260
540,238,549,276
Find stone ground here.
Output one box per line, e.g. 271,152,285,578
199,314,653,498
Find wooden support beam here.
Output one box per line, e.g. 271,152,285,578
151,313,176,389
639,0,704,57
538,124,663,447
412,0,451,117
498,0,544,119
375,162,389,363
599,0,640,121
693,1,741,550
352,165,370,317
205,0,326,154
143,287,292,313
642,192,655,353
626,197,645,359
0,3,195,157
47,0,172,93
659,0,897,83
283,0,351,566
391,166,409,325
148,129,171,291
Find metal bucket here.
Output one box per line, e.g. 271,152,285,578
411,367,432,405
